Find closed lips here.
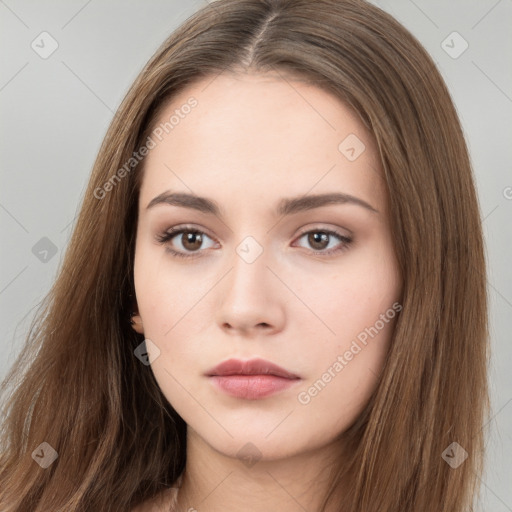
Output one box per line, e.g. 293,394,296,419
205,358,300,379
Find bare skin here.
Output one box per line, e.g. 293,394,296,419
131,70,402,511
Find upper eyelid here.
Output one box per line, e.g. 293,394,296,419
161,223,349,236
164,225,216,241
295,225,351,238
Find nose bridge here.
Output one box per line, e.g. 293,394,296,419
227,234,270,302
216,233,284,332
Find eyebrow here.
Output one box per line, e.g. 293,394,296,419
146,190,379,217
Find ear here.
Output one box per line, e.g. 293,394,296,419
130,312,144,334
129,292,144,334
129,294,144,334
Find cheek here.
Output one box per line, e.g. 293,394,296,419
295,307,397,433
292,247,400,417
296,247,400,346
134,245,189,333
133,250,216,394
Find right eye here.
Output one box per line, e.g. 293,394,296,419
156,226,217,258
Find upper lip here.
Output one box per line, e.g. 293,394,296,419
205,358,300,379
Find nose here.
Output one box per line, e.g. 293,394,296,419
216,244,286,337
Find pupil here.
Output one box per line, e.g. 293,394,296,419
310,232,328,250
184,231,202,250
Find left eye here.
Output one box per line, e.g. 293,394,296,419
293,229,352,254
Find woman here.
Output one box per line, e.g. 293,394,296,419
0,0,489,511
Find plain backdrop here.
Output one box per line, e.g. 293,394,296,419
1,0,511,510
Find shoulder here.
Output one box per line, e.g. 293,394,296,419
131,486,179,512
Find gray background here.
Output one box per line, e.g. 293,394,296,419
1,0,511,509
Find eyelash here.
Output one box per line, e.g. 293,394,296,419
155,225,353,259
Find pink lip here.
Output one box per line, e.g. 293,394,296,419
205,358,301,400
205,358,299,379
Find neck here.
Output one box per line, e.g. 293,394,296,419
175,428,348,512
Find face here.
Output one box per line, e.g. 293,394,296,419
133,71,402,462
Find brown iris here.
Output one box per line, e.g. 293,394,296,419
308,232,329,250
181,231,203,252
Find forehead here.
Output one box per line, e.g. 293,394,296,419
139,71,387,216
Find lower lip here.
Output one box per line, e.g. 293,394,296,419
209,375,300,400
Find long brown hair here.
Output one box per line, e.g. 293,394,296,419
0,0,489,510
